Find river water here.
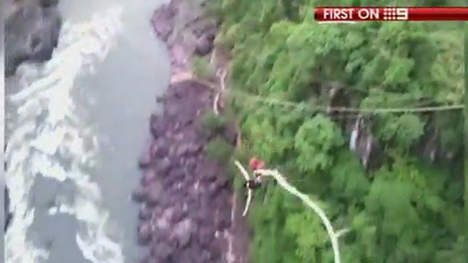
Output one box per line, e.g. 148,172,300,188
5,1,170,262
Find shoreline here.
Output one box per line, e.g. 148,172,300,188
133,0,249,262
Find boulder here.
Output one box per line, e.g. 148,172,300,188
155,157,172,176
169,203,187,224
145,181,164,206
176,142,201,156
138,151,153,169
131,188,146,203
151,3,176,42
141,169,157,186
150,241,174,261
137,221,152,245
215,209,231,230
171,218,193,248
151,139,169,158
138,204,153,220
195,35,213,56
198,227,215,247
149,114,160,139
5,1,62,76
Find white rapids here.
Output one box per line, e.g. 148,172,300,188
5,7,125,263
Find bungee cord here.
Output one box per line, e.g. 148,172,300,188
234,160,349,263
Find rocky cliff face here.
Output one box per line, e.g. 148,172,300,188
5,0,61,77
133,1,249,262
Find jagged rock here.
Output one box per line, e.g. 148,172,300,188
195,35,213,56
199,249,214,262
177,142,202,156
137,221,152,245
215,209,231,230
5,0,62,76
150,241,174,260
145,181,164,206
170,168,186,181
215,177,229,189
155,157,172,174
208,182,222,198
138,151,153,168
135,1,250,261
141,169,157,185
149,114,160,139
138,204,153,220
172,245,212,263
185,158,197,171
151,139,169,158
171,218,193,248
170,203,187,224
151,3,176,41
132,188,146,203
156,94,167,103
198,227,214,247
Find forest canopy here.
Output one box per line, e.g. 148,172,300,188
209,0,465,262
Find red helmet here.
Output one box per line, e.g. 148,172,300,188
249,158,265,170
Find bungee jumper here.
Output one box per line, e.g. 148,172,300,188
234,158,267,216
244,158,265,190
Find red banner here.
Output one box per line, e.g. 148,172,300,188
314,7,468,21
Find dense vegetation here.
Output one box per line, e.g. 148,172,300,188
208,0,465,262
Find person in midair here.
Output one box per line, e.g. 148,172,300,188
244,158,265,190
235,158,267,216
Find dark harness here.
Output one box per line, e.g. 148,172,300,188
246,178,262,190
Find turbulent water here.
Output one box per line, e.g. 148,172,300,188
5,1,169,262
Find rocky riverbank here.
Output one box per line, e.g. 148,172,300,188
132,0,249,262
4,0,61,77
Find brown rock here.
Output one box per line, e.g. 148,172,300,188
155,157,172,175
198,227,214,247
131,188,146,203
151,139,169,158
215,209,231,230
138,151,152,169
208,182,221,198
137,221,152,245
170,204,187,224
150,241,174,260
171,218,193,248
195,35,213,56
215,176,229,189
141,169,157,185
150,114,159,139
138,204,153,220
152,3,176,41
145,181,163,206
176,143,201,156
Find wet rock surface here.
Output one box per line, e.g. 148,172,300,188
134,1,249,262
5,187,13,232
5,0,62,77
135,80,234,262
